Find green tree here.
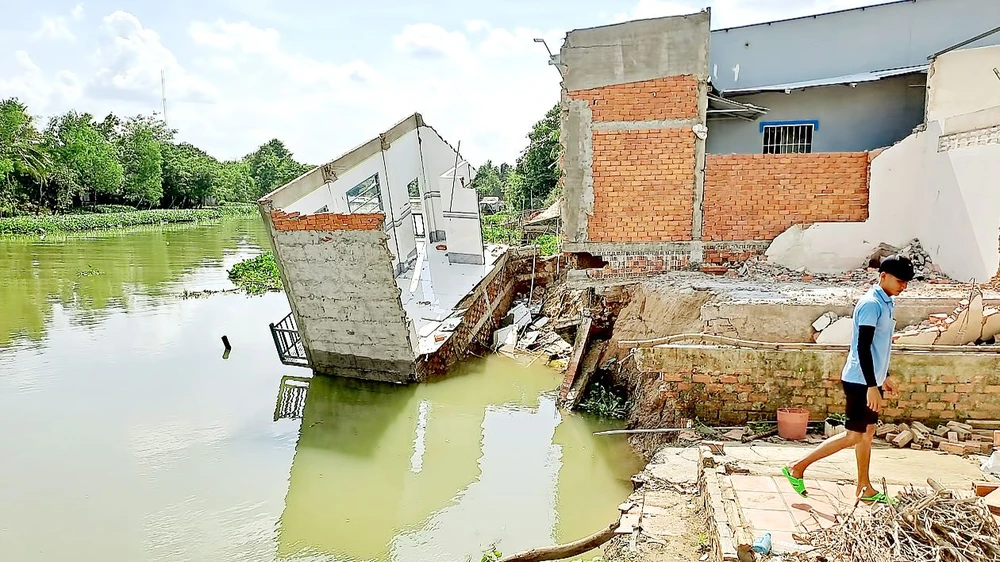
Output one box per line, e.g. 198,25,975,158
118,116,167,207
44,111,124,209
471,160,505,199
214,160,256,203
244,139,311,197
0,98,51,215
509,103,561,211
161,142,219,208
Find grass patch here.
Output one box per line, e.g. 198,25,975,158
228,251,282,295
0,204,257,235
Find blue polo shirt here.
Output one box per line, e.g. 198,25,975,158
841,285,896,387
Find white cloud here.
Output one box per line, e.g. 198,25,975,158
33,16,76,41
0,51,82,116
88,11,218,104
393,23,474,64
613,0,888,29
72,4,85,21
464,20,490,33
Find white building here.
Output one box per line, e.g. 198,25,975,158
259,114,503,383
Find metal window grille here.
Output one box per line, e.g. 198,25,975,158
346,174,383,213
762,124,814,154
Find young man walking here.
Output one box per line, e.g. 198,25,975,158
781,254,915,504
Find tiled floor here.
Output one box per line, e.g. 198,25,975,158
729,474,911,548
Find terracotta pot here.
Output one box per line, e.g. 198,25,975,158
777,407,810,441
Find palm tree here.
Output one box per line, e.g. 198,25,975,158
1,98,51,181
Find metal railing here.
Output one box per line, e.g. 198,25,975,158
269,311,309,367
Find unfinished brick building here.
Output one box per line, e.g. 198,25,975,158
558,3,1000,282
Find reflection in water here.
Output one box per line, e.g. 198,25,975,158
0,217,269,347
277,357,643,562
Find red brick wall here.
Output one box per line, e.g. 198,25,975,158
568,75,699,122
633,346,1000,426
270,210,384,231
702,153,871,242
588,129,696,242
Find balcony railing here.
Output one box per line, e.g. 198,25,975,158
269,311,309,367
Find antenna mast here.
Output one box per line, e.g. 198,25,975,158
160,69,168,127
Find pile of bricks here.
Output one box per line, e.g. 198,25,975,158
877,420,999,455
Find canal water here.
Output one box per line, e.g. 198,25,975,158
0,217,642,562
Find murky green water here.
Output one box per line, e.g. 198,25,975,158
0,218,642,561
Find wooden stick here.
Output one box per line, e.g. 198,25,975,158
498,521,617,562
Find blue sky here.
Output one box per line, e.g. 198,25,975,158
1,0,886,165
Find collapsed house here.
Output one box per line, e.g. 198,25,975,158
557,0,1000,284
259,114,511,383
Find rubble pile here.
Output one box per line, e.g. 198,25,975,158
873,419,1000,456
783,485,1000,562
809,287,1000,346
895,287,1000,346
737,239,954,285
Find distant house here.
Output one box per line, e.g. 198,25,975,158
706,0,1000,155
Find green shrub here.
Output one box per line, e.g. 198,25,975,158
535,234,560,256
228,251,282,295
578,382,629,420
481,211,521,245
0,205,257,235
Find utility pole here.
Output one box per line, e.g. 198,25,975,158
160,69,168,127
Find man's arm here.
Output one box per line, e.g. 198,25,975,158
857,325,878,388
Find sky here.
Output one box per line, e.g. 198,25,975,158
1,0,890,166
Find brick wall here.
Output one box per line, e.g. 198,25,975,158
568,75,700,122
702,153,871,241
633,345,1000,426
270,210,384,231
588,129,696,242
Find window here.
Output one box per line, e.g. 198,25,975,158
346,174,383,213
412,212,425,238
761,121,816,154
407,178,420,199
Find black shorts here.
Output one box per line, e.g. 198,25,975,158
842,381,883,433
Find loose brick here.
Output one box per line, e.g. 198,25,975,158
939,441,966,455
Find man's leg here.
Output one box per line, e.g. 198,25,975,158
855,423,877,498
788,430,862,479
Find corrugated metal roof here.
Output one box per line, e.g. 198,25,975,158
722,64,929,96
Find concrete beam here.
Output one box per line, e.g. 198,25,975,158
560,10,711,92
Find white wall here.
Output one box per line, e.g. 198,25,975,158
918,124,1000,282
767,112,1000,282
439,162,484,263
927,45,1000,123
